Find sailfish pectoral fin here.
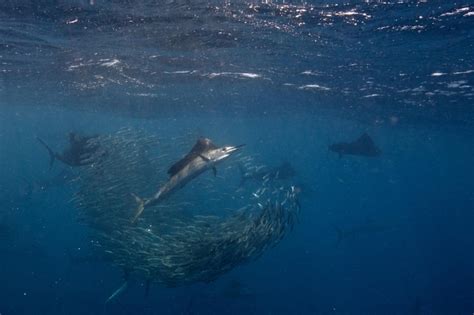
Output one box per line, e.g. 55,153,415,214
212,166,217,177
130,193,146,224
199,154,210,162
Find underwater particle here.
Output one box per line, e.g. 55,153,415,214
390,116,399,125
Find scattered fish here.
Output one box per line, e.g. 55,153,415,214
105,281,128,305
238,161,296,186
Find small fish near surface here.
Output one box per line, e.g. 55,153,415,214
37,132,101,169
131,138,244,223
329,132,381,158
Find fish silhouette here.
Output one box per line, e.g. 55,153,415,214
37,132,100,169
329,133,381,158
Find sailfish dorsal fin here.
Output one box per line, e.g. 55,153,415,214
354,133,373,147
167,138,216,176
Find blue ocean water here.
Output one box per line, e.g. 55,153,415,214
1,0,474,314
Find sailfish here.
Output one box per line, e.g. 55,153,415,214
36,132,99,169
131,138,244,223
329,133,381,158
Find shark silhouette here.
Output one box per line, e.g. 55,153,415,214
329,133,381,158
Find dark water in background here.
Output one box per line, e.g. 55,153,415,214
1,0,474,314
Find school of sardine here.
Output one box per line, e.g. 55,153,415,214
72,128,300,287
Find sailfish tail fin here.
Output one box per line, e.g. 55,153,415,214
36,137,56,170
130,193,146,224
